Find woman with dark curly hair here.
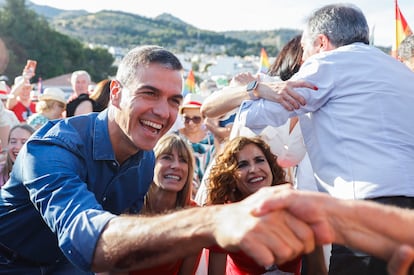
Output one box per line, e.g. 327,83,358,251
207,136,288,205
205,136,301,275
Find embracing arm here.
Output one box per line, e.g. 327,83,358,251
201,84,252,118
201,71,315,119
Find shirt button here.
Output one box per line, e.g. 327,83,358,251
112,162,117,167
68,250,72,254
103,197,107,202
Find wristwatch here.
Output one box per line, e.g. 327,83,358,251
246,80,259,100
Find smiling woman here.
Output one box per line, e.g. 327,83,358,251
205,136,301,275
127,133,201,275
0,124,34,188
207,136,288,204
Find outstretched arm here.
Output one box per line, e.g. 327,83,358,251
253,186,414,261
92,188,316,272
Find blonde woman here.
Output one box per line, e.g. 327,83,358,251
129,133,201,275
0,124,34,187
27,87,66,129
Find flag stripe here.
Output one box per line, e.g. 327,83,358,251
258,48,270,74
392,0,413,57
182,69,196,96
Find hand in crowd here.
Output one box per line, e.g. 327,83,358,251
230,72,256,86
213,184,316,267
388,245,414,275
257,80,317,111
250,185,335,244
22,62,36,81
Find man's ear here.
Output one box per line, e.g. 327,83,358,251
317,34,335,51
110,80,122,107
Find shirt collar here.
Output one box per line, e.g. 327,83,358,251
93,109,115,161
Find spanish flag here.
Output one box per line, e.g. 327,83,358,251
182,69,196,96
258,48,270,74
392,0,412,58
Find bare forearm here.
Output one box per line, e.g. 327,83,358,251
254,187,414,262
327,198,414,260
92,188,318,272
92,207,216,272
201,86,249,118
5,97,17,109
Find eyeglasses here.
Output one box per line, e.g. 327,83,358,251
183,116,202,124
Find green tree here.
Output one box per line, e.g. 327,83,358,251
0,0,115,83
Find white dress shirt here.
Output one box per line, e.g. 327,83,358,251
239,43,414,199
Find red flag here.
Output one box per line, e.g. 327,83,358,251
392,0,413,57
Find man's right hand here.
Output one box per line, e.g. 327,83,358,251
213,185,316,267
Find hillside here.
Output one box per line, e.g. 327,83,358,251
27,1,301,57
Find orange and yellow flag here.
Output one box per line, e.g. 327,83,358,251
392,0,413,58
258,48,270,74
182,69,196,96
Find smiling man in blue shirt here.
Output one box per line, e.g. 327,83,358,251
0,46,318,274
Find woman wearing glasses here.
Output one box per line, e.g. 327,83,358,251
176,93,216,199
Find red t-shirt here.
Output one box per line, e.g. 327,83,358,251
129,260,183,275
11,101,36,122
208,245,302,275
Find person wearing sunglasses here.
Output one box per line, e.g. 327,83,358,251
176,93,216,199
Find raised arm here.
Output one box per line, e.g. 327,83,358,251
6,66,35,109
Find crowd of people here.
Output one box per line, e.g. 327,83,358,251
1,3,414,275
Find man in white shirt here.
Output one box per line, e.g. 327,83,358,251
238,3,414,275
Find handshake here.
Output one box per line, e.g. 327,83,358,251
220,184,414,275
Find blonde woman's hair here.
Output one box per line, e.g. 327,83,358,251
142,133,195,214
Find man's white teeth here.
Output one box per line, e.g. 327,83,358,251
142,120,162,130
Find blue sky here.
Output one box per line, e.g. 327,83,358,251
31,0,414,47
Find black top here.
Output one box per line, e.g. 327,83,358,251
66,93,96,117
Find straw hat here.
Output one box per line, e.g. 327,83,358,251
179,93,204,114
39,87,67,104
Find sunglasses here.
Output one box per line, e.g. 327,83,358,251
184,116,202,124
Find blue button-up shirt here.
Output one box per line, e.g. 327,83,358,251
0,110,155,271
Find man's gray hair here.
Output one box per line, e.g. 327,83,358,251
304,3,370,48
71,70,91,85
